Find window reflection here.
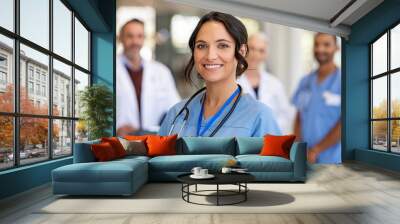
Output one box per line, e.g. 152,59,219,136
391,24,400,70
74,69,89,118
391,120,400,153
0,0,14,31
53,59,72,117
0,116,13,169
372,121,388,151
53,119,72,157
20,0,49,49
19,117,49,165
372,33,387,76
391,72,400,118
0,34,14,113
372,77,387,119
53,0,72,60
74,18,89,70
20,44,49,115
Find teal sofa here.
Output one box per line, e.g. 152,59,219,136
52,137,307,196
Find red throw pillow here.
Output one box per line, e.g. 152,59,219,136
146,135,178,157
91,142,117,161
260,134,296,159
101,137,126,158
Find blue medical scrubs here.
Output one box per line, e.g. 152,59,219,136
292,69,341,164
159,92,281,137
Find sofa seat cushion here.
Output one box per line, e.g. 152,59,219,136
116,155,150,163
236,155,293,172
53,159,147,183
149,154,235,172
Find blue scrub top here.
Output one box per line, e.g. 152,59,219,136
159,92,281,137
292,69,341,164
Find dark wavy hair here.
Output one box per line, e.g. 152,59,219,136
184,11,248,84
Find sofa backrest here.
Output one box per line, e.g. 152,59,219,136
73,139,100,163
177,137,236,155
235,137,263,155
75,137,292,161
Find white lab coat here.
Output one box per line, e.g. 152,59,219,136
116,54,181,132
237,71,295,134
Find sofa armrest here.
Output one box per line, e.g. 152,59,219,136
73,140,99,163
289,142,307,181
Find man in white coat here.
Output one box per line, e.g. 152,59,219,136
117,19,180,136
237,33,294,134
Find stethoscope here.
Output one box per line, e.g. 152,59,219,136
168,84,243,137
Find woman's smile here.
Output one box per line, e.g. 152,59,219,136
203,63,224,70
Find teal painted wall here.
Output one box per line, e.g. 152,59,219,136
91,0,116,135
355,149,400,172
0,0,116,200
0,158,72,199
344,0,400,171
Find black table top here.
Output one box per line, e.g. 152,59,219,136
177,172,255,185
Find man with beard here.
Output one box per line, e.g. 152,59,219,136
116,19,180,136
292,33,341,164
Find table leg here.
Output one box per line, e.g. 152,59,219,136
187,184,190,202
245,183,247,201
217,184,219,206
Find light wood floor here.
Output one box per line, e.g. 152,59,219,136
1,162,400,224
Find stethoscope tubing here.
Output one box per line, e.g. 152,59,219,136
168,84,242,137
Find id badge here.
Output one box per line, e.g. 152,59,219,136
323,91,341,106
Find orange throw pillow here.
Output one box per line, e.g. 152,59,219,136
91,142,117,161
124,135,150,141
101,137,126,158
146,135,178,157
260,134,296,159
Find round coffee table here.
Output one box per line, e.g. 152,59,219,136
177,172,255,206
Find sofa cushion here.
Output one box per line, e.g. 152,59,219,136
177,137,236,155
260,134,296,159
236,155,293,172
101,137,127,158
147,135,177,157
119,138,147,156
91,142,118,161
235,137,263,155
148,154,235,172
124,135,153,150
115,155,150,163
53,157,148,183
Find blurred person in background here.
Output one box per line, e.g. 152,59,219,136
238,33,293,134
292,33,341,164
117,18,180,136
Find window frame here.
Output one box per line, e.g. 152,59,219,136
0,0,92,171
370,20,400,154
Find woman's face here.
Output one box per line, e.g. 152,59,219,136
194,21,237,83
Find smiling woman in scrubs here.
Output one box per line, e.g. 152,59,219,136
159,11,280,137
292,33,341,164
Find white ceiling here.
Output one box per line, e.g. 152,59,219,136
167,0,384,38
227,0,353,23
